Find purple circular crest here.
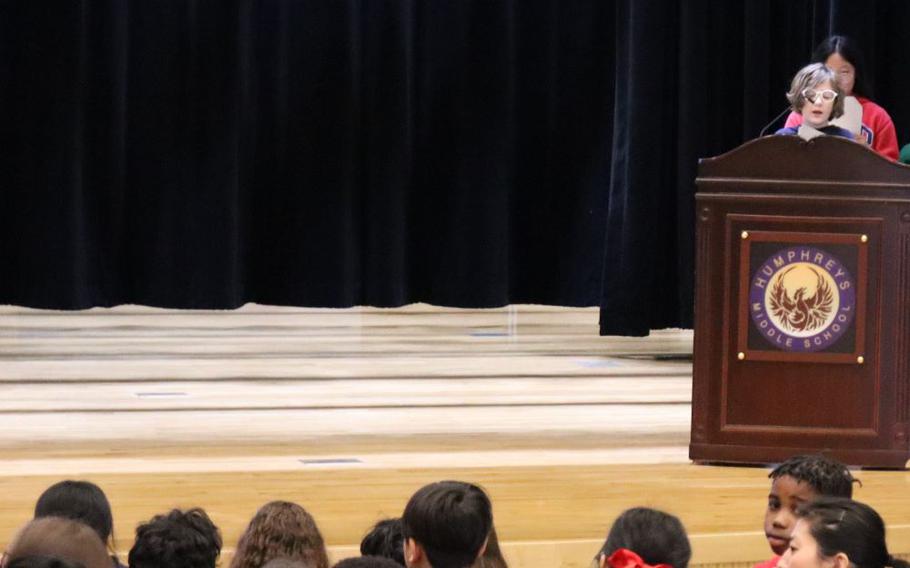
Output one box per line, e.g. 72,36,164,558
748,246,856,352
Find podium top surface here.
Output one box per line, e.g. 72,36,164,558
698,135,910,187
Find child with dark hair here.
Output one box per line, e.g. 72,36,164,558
360,519,404,567
594,508,691,568
755,455,857,568
779,497,909,568
401,481,493,568
33,480,123,568
128,508,222,568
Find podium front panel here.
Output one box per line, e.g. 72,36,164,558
690,137,910,467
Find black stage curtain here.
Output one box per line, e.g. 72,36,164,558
1,2,908,335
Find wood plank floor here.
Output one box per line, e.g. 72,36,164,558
1,304,908,568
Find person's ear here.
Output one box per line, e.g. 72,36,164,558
404,538,424,567
831,552,850,568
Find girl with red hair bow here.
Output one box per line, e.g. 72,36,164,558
595,508,691,568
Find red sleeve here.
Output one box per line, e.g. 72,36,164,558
859,100,899,160
783,112,802,129
871,111,899,161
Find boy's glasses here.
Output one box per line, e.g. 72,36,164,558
802,89,838,104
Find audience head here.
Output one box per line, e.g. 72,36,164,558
785,63,845,128
360,519,404,566
810,35,870,98
4,517,112,568
401,481,493,568
765,455,856,556
33,481,116,554
230,501,329,568
128,508,221,568
778,497,909,568
333,558,404,568
596,508,690,568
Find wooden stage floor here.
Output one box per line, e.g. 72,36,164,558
1,304,909,568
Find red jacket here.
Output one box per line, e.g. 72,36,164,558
784,96,899,161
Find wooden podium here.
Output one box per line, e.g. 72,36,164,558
689,135,910,468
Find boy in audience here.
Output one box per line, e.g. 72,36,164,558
128,508,222,568
754,454,856,568
400,481,492,568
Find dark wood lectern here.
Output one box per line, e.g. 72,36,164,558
690,135,910,468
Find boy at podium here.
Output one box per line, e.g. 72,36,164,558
775,63,853,141
754,454,856,568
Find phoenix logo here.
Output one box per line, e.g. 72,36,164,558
749,246,856,352
768,266,835,333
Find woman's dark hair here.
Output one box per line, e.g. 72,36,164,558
811,35,872,98
360,519,404,566
598,508,691,568
797,497,910,568
34,481,114,547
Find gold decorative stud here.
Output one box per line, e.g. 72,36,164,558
737,352,745,361
857,356,865,365
860,235,868,243
741,231,749,240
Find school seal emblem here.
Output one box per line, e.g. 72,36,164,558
749,246,856,352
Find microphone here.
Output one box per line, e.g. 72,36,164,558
759,106,792,137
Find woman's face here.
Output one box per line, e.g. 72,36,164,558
777,520,833,568
825,53,855,96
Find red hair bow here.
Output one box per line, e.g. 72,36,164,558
607,548,672,568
